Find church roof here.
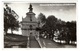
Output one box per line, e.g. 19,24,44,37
26,12,35,15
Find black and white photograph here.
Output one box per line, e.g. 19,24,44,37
3,2,76,48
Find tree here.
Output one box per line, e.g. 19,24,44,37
42,15,67,41
57,21,76,44
45,15,58,40
66,21,76,41
38,13,46,23
37,13,46,37
4,4,19,34
4,8,9,34
37,13,46,27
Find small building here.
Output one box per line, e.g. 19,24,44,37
21,4,39,37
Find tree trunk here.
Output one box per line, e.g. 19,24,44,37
4,29,8,35
66,40,70,44
60,40,61,44
11,29,13,34
5,30,7,35
5,30,7,34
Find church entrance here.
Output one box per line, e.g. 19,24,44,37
30,31,34,36
29,32,35,41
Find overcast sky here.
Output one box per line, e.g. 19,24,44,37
4,3,76,22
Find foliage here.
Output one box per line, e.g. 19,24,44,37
39,14,76,43
66,21,76,41
38,13,46,23
4,5,19,34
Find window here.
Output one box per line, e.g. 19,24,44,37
29,25,32,30
30,15,32,21
30,18,32,21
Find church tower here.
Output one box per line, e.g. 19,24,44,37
21,4,39,36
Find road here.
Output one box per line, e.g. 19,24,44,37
40,38,76,48
29,36,40,48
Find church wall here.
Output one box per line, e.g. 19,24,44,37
22,30,29,36
22,29,39,36
21,4,39,37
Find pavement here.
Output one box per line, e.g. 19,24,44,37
29,36,40,48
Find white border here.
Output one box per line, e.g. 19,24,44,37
0,0,80,51
2,0,77,3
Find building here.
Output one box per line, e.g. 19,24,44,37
21,4,39,37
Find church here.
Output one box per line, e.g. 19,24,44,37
21,4,39,37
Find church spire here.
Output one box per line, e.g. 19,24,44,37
28,4,33,12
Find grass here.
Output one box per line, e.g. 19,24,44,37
4,33,28,48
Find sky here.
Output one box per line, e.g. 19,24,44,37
4,3,76,22
4,3,76,34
